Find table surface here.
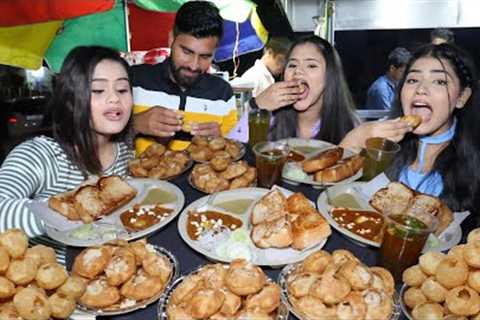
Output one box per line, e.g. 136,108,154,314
65,146,403,320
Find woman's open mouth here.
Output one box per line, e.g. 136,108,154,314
297,81,309,100
410,101,432,122
104,109,124,121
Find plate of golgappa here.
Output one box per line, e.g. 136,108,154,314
72,239,179,316
400,227,480,320
157,259,289,319
278,248,401,320
0,228,84,319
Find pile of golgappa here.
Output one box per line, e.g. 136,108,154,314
0,229,81,320
402,228,480,319
72,238,173,312
286,249,396,320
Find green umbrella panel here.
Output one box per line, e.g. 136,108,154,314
45,1,127,72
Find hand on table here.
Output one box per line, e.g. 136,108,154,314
340,118,413,149
255,81,303,111
134,106,182,137
191,122,221,137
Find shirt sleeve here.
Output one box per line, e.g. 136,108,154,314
0,141,46,237
229,73,258,89
366,83,392,110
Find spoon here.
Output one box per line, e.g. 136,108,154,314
195,192,219,213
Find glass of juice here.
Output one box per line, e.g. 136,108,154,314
253,141,289,188
361,137,400,181
378,211,438,282
248,109,270,147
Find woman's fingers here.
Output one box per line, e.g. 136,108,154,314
281,93,301,103
372,119,412,135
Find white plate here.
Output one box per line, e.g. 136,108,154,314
278,262,401,320
280,138,362,188
279,138,332,156
177,187,328,267
317,182,381,248
78,246,179,316
316,182,463,252
33,178,185,247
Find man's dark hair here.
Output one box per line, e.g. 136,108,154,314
387,47,411,69
430,28,455,44
265,37,292,56
173,1,223,40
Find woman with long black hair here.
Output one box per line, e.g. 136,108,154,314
0,46,134,236
385,43,480,217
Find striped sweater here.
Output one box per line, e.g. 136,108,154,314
0,136,134,237
131,59,237,153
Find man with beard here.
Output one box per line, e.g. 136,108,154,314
131,1,237,152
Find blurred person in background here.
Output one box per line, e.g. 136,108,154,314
365,47,412,110
431,28,455,45
230,37,292,97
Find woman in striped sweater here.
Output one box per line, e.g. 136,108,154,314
0,46,134,237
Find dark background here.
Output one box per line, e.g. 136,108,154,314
336,27,480,107
219,27,480,109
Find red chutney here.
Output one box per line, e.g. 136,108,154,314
331,209,384,242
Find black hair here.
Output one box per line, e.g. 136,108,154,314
265,37,292,56
430,28,455,44
387,47,412,69
173,1,223,40
51,45,132,176
387,43,480,218
269,35,358,144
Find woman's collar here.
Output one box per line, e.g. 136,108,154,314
420,116,457,144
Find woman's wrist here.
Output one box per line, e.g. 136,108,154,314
339,126,367,149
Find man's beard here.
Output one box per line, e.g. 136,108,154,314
170,60,201,89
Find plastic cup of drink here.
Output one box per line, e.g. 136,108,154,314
253,141,289,188
378,211,438,282
248,109,270,147
361,137,400,181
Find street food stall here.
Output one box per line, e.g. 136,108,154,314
0,1,479,320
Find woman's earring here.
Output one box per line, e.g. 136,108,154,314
455,101,463,108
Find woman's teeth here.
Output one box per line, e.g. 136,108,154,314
104,110,122,120
412,101,430,108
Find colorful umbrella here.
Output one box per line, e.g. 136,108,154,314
0,21,61,70
215,6,267,62
0,0,115,26
45,1,127,71
0,0,267,71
